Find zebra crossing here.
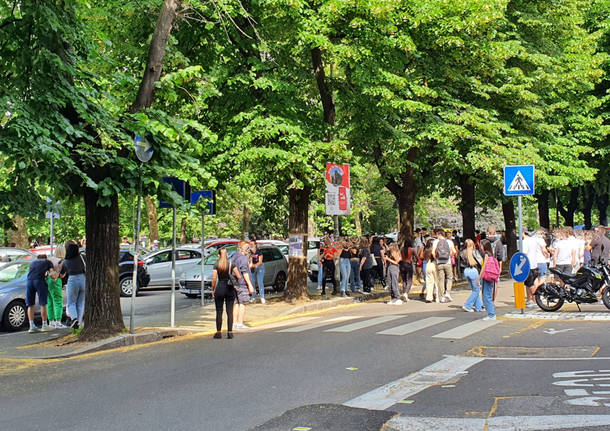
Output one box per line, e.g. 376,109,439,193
275,313,500,339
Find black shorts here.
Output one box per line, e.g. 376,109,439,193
525,268,540,287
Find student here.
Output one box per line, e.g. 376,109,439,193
232,241,255,329
399,240,415,302
26,255,54,333
478,240,500,320
61,241,86,329
212,248,235,339
46,245,66,328
384,243,402,304
461,239,483,312
249,239,265,304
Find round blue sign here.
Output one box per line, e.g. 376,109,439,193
510,252,530,283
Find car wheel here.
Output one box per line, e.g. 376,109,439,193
2,300,27,331
273,271,287,293
119,276,138,297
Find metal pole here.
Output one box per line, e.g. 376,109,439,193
49,213,54,257
518,196,523,253
200,213,205,307
130,195,142,334
334,215,339,236
130,164,143,334
171,207,176,327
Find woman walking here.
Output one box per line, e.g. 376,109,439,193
47,245,66,328
60,241,86,329
212,248,235,339
385,243,402,304
424,238,439,303
399,240,414,302
478,240,500,320
461,239,483,312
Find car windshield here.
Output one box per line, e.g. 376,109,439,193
204,245,237,265
0,261,30,282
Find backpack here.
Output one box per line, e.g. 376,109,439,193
436,239,451,261
482,256,501,283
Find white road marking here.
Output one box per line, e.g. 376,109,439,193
377,317,454,336
249,316,320,330
276,316,363,333
385,415,610,431
432,319,500,339
564,389,589,396
544,328,574,335
343,355,484,410
505,311,610,321
325,315,404,333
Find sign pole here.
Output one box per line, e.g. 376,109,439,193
518,195,523,253
171,207,176,327
200,212,205,307
49,212,54,257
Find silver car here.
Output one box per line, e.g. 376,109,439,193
0,260,66,331
179,244,288,298
143,248,203,288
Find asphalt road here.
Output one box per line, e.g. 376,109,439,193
2,294,610,431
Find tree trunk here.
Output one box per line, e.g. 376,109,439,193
81,189,124,341
241,206,251,239
354,210,362,236
598,192,609,226
557,188,579,227
308,206,316,237
583,185,595,230
130,0,181,112
284,187,310,301
459,175,476,241
502,199,518,257
9,215,29,248
145,196,159,242
536,189,550,230
311,47,335,126
179,216,187,244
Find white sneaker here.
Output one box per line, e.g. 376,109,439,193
41,324,53,332
482,316,497,321
388,299,403,305
526,301,536,308
28,326,40,333
402,293,409,302
462,305,474,313
439,297,446,303
55,322,67,329
260,298,266,304
48,321,56,329
445,294,453,302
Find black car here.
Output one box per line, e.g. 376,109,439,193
118,250,151,297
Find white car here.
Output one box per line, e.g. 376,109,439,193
143,247,203,287
257,240,289,263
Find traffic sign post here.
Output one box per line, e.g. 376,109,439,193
191,190,216,307
510,252,530,313
504,165,535,253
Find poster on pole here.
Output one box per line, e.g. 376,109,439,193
288,236,304,258
325,163,351,215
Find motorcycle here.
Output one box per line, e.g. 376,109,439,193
535,263,610,312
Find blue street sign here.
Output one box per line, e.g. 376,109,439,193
510,252,530,283
159,177,190,208
190,190,216,215
504,165,535,196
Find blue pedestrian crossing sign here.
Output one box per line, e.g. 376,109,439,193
504,165,535,196
510,252,530,283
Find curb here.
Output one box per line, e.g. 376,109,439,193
279,291,389,317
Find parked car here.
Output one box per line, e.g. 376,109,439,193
142,247,203,287
257,240,289,263
118,250,151,297
0,260,67,331
0,247,36,262
179,244,288,298
204,239,239,256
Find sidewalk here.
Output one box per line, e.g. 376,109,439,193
0,277,510,360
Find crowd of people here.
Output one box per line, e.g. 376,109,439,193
25,239,87,333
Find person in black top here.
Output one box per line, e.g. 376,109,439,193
60,241,86,329
26,255,54,333
370,237,386,287
212,248,236,339
249,239,265,304
591,226,610,265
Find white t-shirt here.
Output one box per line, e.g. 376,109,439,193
533,236,548,265
555,239,573,266
523,236,539,267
